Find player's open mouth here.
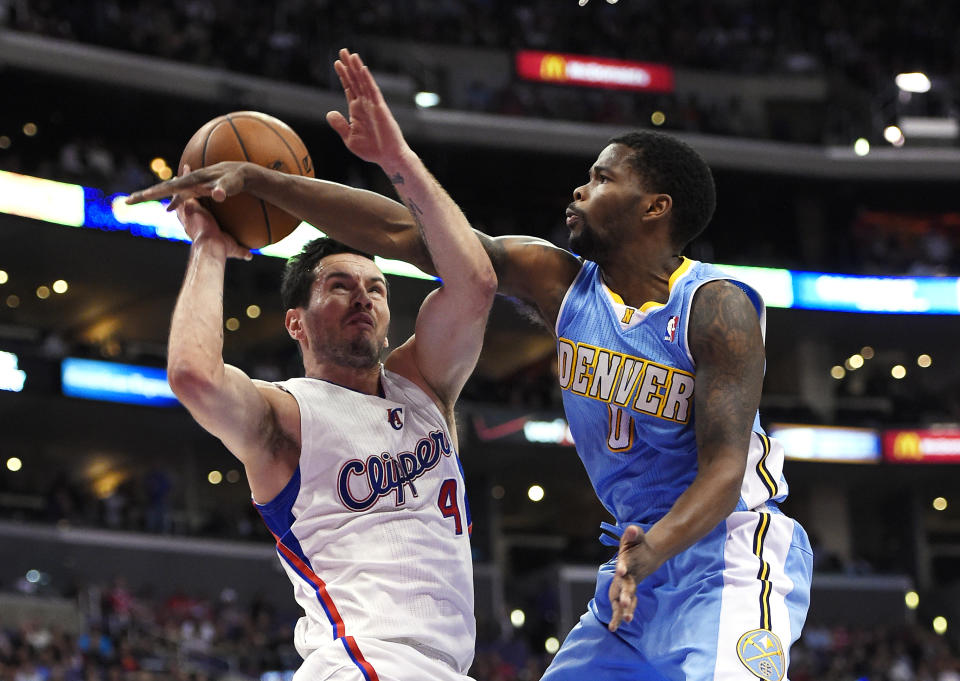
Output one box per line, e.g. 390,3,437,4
565,207,584,228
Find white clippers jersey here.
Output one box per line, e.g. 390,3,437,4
254,368,475,675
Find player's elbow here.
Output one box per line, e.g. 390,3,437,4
167,362,222,407
460,263,498,312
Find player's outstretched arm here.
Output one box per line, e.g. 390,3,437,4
126,162,432,273
608,280,763,631
167,198,298,501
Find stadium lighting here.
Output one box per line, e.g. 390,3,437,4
528,484,545,502
905,591,919,609
933,616,948,635
883,125,905,147
510,609,526,627
414,91,440,108
6,457,22,472
853,138,870,156
895,72,931,94
891,365,907,380
933,497,948,511
545,637,561,653
917,354,932,368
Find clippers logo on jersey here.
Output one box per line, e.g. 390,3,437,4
387,406,404,430
664,315,679,342
557,338,695,424
337,430,453,511
737,629,785,681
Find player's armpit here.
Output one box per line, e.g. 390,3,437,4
474,232,581,329
169,365,299,501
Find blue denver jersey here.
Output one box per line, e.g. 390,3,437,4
556,257,786,526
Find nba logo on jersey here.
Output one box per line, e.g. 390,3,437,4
664,315,680,342
387,407,404,430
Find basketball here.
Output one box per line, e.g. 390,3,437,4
179,111,314,249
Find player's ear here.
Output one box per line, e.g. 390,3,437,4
646,193,672,220
285,308,304,342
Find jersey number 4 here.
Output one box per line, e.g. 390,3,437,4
437,479,464,535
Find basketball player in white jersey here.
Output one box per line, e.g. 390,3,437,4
160,53,495,680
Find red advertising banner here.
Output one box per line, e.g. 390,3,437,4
516,50,674,93
883,429,960,463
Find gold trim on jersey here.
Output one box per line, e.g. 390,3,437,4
756,433,778,498
753,512,773,631
602,257,694,315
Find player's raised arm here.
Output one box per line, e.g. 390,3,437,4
166,197,299,502
324,49,497,409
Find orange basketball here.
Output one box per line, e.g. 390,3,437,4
179,111,314,249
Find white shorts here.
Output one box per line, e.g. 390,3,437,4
293,635,475,681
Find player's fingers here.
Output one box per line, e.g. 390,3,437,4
621,524,642,546
608,597,623,632
618,575,636,620
165,194,184,213
125,184,171,204
334,59,356,102
339,49,363,94
349,52,373,100
231,244,253,261
326,111,351,140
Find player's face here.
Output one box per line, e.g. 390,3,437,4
302,254,390,369
567,143,648,262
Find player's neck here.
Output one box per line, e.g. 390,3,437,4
304,360,382,396
599,251,684,308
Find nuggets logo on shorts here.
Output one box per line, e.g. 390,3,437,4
737,629,785,681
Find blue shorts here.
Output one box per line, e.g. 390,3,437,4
542,510,813,681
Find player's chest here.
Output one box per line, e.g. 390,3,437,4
302,404,458,512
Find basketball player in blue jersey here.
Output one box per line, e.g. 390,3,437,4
131,48,812,681
143,53,496,681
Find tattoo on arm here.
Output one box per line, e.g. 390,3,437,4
689,281,764,457
403,197,426,238
389,173,404,185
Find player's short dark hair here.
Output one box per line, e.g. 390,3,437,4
608,131,716,250
280,237,376,310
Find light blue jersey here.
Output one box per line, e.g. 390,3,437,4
556,257,785,526
545,258,812,681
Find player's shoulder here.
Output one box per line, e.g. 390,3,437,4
479,233,583,329
688,279,763,353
